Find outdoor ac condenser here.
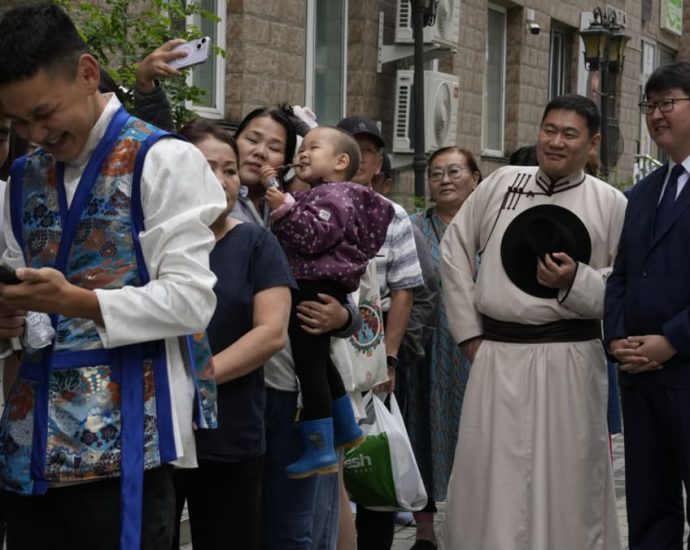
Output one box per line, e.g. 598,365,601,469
392,69,460,154
394,0,461,49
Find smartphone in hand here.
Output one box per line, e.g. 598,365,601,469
0,265,20,285
167,37,211,70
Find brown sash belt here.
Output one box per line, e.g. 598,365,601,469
481,315,602,344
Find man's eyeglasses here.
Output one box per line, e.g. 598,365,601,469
639,97,690,114
429,165,469,183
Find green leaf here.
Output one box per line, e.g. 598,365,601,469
57,0,221,127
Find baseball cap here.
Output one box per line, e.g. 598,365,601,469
336,116,385,149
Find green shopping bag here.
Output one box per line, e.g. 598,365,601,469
343,432,397,508
343,393,427,511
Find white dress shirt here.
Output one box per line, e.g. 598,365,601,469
660,157,690,201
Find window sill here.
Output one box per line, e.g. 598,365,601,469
480,151,509,163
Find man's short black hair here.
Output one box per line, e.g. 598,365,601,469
0,3,88,85
645,62,690,99
541,94,600,138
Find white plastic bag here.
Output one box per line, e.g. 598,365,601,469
344,392,427,511
330,260,388,392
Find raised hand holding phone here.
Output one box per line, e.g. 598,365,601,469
135,38,189,92
166,37,211,70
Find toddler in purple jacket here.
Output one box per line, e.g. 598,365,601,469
264,126,394,478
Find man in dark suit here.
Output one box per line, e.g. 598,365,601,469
605,62,690,549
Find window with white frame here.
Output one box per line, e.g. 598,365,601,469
549,22,573,100
189,0,226,119
482,5,506,156
305,0,348,125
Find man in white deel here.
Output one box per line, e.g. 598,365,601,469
440,94,625,549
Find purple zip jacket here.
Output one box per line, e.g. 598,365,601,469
271,181,395,291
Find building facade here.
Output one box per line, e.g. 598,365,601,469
203,0,687,204
2,0,688,203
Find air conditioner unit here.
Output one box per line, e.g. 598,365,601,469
394,0,461,49
395,0,434,43
393,69,460,154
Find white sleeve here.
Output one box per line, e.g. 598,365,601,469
0,180,20,356
557,262,609,318
94,138,226,348
2,177,26,270
557,189,627,318
440,186,485,344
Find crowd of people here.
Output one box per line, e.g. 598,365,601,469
1,3,690,550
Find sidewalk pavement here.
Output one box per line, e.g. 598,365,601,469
390,433,629,550
181,434,630,550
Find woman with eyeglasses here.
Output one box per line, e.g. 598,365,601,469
406,146,481,549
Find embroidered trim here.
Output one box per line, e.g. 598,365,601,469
535,172,586,195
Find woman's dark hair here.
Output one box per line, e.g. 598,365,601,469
427,146,482,182
541,94,600,138
279,104,312,138
234,107,297,165
645,62,690,99
509,145,539,167
0,3,87,85
179,118,239,160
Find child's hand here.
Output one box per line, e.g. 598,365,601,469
265,187,286,210
259,165,280,189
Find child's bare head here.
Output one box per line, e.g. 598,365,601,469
295,126,361,184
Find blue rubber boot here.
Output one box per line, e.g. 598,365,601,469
332,395,365,449
286,418,338,479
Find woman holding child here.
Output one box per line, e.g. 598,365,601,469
262,126,394,479
231,107,297,225
233,108,361,548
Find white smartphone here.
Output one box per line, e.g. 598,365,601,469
167,37,211,70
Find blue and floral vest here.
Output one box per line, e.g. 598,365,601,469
0,107,217,549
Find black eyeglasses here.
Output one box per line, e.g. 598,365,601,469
639,97,690,114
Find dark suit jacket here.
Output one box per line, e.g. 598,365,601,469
604,163,690,387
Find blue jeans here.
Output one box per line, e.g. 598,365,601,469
262,388,339,550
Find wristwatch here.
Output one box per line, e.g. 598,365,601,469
386,354,399,369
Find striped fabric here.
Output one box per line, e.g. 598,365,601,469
375,199,424,311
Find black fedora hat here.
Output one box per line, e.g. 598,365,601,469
500,205,591,298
